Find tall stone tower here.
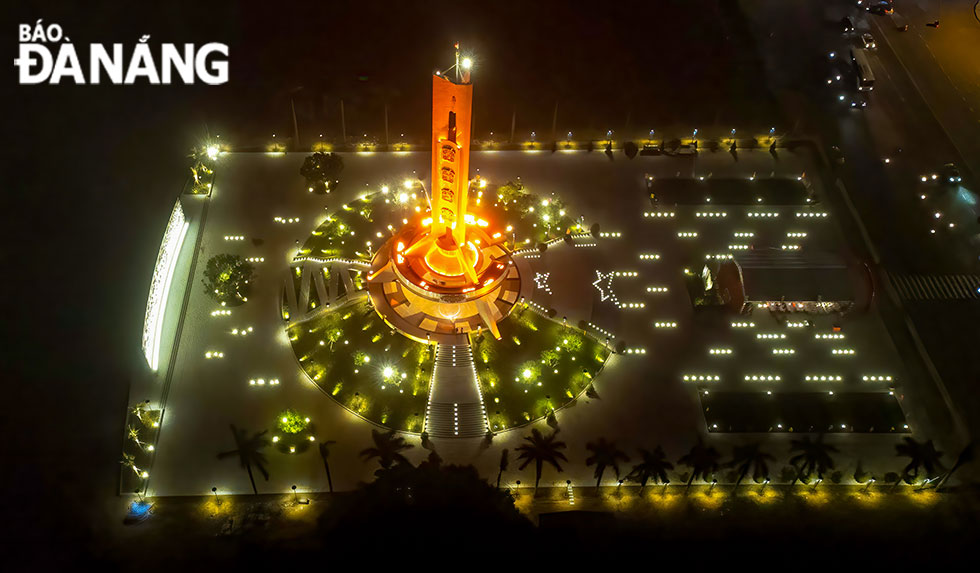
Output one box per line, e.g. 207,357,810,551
367,45,521,342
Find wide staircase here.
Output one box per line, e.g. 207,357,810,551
424,344,489,438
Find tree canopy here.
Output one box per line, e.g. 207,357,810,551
202,254,254,304
300,152,344,193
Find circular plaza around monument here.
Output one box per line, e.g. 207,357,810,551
284,178,611,436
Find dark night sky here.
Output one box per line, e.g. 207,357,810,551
0,0,775,562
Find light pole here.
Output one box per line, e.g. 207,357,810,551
863,477,876,493
211,486,220,506
692,128,699,178
292,484,299,503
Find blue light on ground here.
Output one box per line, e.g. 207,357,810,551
954,187,976,207
128,501,152,517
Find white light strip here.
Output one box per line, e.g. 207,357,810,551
142,201,190,371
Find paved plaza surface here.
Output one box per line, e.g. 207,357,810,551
138,147,963,500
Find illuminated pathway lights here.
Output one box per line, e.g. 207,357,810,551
731,321,755,328
653,321,678,328
805,375,843,382
683,374,720,382
644,211,675,218
795,212,829,218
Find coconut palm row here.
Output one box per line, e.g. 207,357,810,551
512,430,973,493
209,424,973,495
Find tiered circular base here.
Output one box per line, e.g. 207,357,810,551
367,227,522,344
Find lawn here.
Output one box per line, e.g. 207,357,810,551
288,298,433,432
472,304,610,431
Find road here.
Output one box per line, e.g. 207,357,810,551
741,0,980,447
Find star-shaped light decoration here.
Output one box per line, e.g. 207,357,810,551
593,270,616,303
533,272,552,295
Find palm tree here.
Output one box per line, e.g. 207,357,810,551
318,440,337,493
127,425,145,449
895,437,945,486
216,424,270,494
678,438,721,492
131,403,146,425
496,449,509,489
515,428,568,490
359,429,413,471
120,453,143,477
626,446,674,492
727,442,775,489
585,438,630,489
789,435,838,484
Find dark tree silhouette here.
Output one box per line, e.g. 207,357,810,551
300,152,343,193
624,141,638,159
515,429,568,489
318,440,337,492
496,449,509,489
895,437,945,486
585,438,630,489
216,425,270,494
360,429,413,473
678,438,721,491
727,442,775,489
316,461,532,553
626,446,673,491
789,435,838,484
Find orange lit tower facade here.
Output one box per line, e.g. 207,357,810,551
367,46,522,343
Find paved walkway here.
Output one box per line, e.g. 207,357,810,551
425,344,488,438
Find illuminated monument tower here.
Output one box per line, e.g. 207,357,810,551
368,45,521,342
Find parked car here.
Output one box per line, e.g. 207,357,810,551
849,91,869,108
867,1,894,15
861,33,877,50
941,163,962,185
842,16,855,33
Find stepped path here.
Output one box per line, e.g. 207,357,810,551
424,344,488,438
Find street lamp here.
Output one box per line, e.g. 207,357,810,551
212,486,220,506
292,484,299,503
